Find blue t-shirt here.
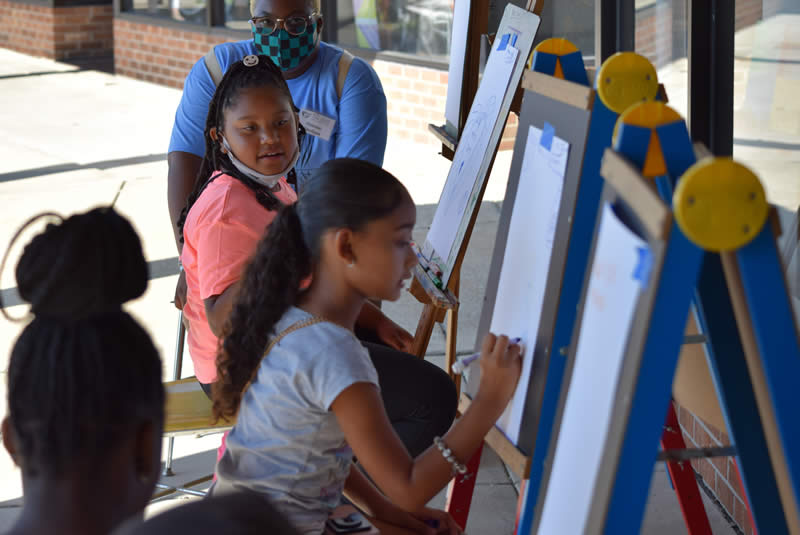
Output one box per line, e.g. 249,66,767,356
169,40,388,187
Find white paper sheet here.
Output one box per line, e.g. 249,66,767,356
490,125,570,446
444,0,470,129
425,44,519,267
537,203,648,534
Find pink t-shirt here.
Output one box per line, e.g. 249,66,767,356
181,173,297,383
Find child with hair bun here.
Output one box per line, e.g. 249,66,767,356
1,207,164,535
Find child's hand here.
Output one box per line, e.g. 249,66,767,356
376,315,414,353
476,333,522,413
410,507,463,534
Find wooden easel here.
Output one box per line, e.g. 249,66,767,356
427,0,545,159
406,2,543,392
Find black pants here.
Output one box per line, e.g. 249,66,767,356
201,331,458,458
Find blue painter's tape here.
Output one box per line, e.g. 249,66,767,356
497,33,510,51
633,245,654,286
541,121,555,151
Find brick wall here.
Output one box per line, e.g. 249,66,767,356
0,0,112,60
114,16,517,149
677,404,755,534
113,18,239,87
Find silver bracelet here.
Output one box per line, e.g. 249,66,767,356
433,436,468,475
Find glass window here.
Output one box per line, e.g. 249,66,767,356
124,0,209,25
225,0,252,30
327,0,454,61
733,0,800,211
635,0,689,115
538,0,595,62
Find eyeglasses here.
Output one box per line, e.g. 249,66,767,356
250,11,318,36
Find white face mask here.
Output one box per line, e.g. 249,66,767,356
221,137,299,188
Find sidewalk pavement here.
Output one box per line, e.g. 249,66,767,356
0,45,743,534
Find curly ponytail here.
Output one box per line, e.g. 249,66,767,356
213,202,311,421
212,158,411,421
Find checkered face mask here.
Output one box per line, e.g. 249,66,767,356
252,22,318,71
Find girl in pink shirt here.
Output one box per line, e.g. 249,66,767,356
179,55,302,390
178,54,457,462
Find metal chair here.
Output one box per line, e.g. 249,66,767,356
154,311,232,500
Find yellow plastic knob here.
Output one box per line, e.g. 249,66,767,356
674,158,769,252
534,37,579,55
614,102,685,177
596,52,659,114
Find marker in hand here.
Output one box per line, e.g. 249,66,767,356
451,337,522,375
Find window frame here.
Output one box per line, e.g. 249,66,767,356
115,0,451,69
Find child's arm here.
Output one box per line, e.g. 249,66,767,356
332,334,521,512
203,280,242,337
342,465,430,532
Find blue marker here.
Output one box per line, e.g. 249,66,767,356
451,337,522,375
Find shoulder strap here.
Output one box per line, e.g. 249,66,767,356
243,317,327,392
336,50,354,100
204,45,224,87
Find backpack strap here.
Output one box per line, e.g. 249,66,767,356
204,45,224,87
336,50,354,100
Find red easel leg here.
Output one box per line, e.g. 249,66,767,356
514,479,528,533
661,403,713,535
732,459,758,535
445,443,483,530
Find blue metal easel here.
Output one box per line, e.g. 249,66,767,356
593,101,800,533
515,50,665,535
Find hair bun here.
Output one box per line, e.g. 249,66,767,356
14,207,148,320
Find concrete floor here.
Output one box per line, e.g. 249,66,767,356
2,10,797,533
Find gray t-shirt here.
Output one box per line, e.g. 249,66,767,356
213,307,379,534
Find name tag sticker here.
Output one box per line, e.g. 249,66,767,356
299,109,336,141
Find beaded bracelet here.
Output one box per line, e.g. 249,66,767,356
433,436,468,475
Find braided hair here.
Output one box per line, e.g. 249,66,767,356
177,54,306,244
213,159,411,421
1,207,164,477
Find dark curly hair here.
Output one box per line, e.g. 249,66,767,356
1,207,164,477
212,158,411,421
177,54,306,244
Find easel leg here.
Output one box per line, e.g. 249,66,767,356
412,304,439,358
661,403,712,535
445,442,483,530
445,272,461,391
732,459,759,535
515,479,528,533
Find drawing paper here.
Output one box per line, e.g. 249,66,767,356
537,202,648,534
490,125,569,445
425,43,519,269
